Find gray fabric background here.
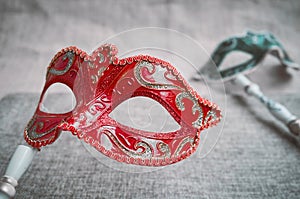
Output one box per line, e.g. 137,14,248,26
0,0,300,198
0,93,299,199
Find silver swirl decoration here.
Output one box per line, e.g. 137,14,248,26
204,110,218,125
99,127,153,159
49,51,75,75
175,92,203,128
134,61,183,91
174,137,194,157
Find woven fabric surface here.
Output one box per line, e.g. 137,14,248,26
0,93,299,199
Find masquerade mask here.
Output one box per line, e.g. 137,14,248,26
24,44,221,166
194,32,299,137
198,31,299,80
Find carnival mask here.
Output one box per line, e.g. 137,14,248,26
24,44,221,166
197,31,299,80
194,31,299,137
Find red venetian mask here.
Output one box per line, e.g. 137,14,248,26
24,44,221,166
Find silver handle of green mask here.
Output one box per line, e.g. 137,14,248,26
233,74,300,136
0,145,36,199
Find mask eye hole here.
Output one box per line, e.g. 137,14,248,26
39,83,76,114
109,96,180,133
221,51,253,69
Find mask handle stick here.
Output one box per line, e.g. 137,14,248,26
232,74,300,136
0,145,36,199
